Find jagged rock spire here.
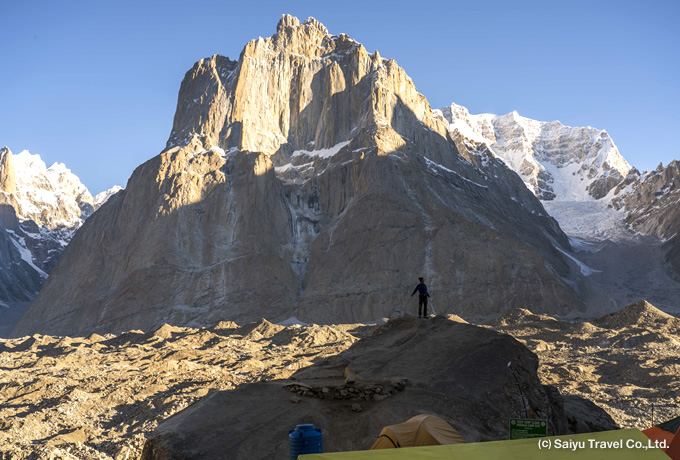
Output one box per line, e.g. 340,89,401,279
167,15,452,167
0,146,16,196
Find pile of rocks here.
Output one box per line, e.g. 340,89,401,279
0,320,362,459
285,377,407,402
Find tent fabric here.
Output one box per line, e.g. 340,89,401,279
370,414,466,449
643,426,675,446
300,429,669,459
668,436,680,460
658,416,680,435
643,416,680,460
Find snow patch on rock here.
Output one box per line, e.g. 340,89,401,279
292,141,351,159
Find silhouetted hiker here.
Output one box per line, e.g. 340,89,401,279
411,277,430,318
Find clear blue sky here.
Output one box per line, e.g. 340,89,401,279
1,0,678,194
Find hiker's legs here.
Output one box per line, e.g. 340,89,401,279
419,296,428,317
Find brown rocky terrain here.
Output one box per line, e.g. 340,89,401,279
1,300,677,458
0,319,363,459
491,300,680,431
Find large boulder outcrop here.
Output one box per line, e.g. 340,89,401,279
140,317,578,459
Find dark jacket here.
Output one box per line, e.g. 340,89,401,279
412,283,430,297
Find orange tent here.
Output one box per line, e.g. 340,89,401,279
644,416,680,459
370,414,466,449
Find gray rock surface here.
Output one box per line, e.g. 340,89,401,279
140,317,574,459
612,160,680,239
613,161,680,279
12,16,589,337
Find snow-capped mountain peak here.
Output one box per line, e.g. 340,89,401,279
440,102,632,202
94,185,123,210
12,149,94,229
0,146,124,336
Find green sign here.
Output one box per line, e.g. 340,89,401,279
509,418,547,440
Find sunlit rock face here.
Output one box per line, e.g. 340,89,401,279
14,16,589,337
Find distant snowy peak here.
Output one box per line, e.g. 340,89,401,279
10,149,94,229
438,103,679,253
1,148,123,229
94,185,123,210
439,103,633,202
0,146,126,323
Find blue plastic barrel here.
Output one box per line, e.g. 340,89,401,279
289,424,323,459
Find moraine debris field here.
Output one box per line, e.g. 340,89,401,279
1,300,678,459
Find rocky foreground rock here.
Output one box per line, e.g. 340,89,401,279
0,319,361,459
140,316,575,459
491,300,680,430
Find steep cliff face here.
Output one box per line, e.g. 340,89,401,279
13,16,588,337
0,199,43,304
0,147,17,198
612,160,680,238
612,160,680,278
167,16,452,167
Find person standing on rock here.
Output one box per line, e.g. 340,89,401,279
411,277,430,318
